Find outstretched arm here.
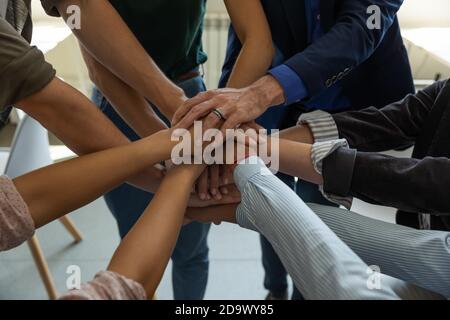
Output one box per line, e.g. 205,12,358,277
172,0,275,129
12,128,240,230
107,164,206,296
45,0,185,119
81,47,168,138
16,78,162,193
187,159,424,300
13,130,172,228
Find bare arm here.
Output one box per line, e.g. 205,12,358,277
15,77,163,192
108,164,205,296
81,47,167,138
185,136,324,225
194,0,274,199
278,124,314,144
173,0,277,128
224,0,274,88
55,0,185,119
13,130,173,228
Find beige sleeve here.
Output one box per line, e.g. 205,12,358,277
0,18,56,109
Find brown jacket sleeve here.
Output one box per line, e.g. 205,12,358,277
40,0,62,17
0,18,56,109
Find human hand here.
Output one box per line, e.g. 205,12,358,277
172,76,285,133
186,201,239,225
195,165,233,201
187,183,241,208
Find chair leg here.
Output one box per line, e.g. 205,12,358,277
59,216,83,242
28,236,58,300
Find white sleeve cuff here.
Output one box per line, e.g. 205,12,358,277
298,110,339,143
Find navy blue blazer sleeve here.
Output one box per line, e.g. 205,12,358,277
285,0,404,97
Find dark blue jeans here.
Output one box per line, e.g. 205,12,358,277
92,76,211,300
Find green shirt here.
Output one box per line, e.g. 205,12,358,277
109,0,207,80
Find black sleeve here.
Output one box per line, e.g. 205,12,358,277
332,81,447,152
323,147,450,215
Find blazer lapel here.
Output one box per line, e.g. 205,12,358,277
280,0,308,51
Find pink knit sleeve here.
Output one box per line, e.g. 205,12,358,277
0,176,35,251
59,271,147,300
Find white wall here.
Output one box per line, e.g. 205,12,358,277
399,0,450,28
206,0,450,29
31,0,450,93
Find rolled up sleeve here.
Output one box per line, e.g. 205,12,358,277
0,19,56,109
298,110,339,143
310,139,355,209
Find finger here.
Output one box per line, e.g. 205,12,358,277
221,165,235,186
172,102,192,126
209,165,222,200
197,169,209,200
175,99,218,129
218,165,228,194
172,91,213,125
242,121,264,131
220,115,241,137
202,112,222,132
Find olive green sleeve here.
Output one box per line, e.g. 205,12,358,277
40,0,62,17
0,18,56,109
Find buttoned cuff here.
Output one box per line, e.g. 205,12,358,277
311,139,354,209
268,64,308,105
298,110,339,143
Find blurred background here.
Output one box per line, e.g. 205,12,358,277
29,0,450,95
0,0,449,300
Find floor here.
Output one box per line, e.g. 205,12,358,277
0,123,400,300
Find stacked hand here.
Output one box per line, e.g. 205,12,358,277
172,75,285,133
171,77,280,201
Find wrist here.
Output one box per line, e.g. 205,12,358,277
251,75,285,109
166,165,199,185
163,89,187,119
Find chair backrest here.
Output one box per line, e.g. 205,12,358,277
4,114,52,179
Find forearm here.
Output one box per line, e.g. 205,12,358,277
278,125,314,144
266,137,322,185
13,130,172,228
16,78,129,154
16,77,167,192
225,0,274,89
81,48,167,137
107,167,197,296
55,0,185,118
227,43,273,89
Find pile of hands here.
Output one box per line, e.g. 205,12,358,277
166,86,274,224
